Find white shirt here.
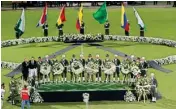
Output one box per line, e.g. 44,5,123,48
1,89,5,99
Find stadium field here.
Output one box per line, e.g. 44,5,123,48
1,7,176,109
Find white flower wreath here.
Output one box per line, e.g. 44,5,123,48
40,62,51,75
52,62,64,75
103,62,116,75
121,63,130,75
130,65,141,76
85,61,99,74
71,61,84,75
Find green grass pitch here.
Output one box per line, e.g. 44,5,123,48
1,7,176,109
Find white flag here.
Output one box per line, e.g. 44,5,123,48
133,7,145,29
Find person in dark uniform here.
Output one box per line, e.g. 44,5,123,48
42,23,48,37
104,21,110,35
112,55,121,82
12,1,17,10
103,54,111,82
51,55,59,83
56,23,64,38
21,58,29,81
79,54,86,82
173,1,176,7
80,21,85,35
140,26,144,37
95,54,102,82
60,55,69,82
167,1,171,5
28,57,38,81
70,54,77,82
43,55,52,82
150,73,158,103
139,57,148,77
125,21,130,36
86,54,94,82
37,56,42,83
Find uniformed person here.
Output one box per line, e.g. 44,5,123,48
28,57,38,81
140,26,144,37
121,54,130,83
9,77,17,105
79,54,86,82
104,54,111,82
95,54,102,82
37,57,43,82
56,23,64,38
139,57,148,77
112,55,121,82
80,21,85,35
43,55,52,82
70,54,77,82
60,55,69,82
21,58,29,81
86,54,94,82
51,55,59,83
150,73,158,102
104,21,110,35
42,23,48,37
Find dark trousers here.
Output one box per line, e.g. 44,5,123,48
22,73,28,81
70,72,74,81
151,86,157,98
80,29,84,35
125,30,129,36
154,1,158,5
96,68,101,78
140,30,144,37
59,30,63,36
80,71,85,77
61,68,67,78
44,29,48,37
113,67,120,78
16,32,20,39
105,29,109,35
105,74,110,81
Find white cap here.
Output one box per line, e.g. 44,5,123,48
151,73,154,77
96,54,99,58
115,54,118,57
62,55,65,58
45,55,48,58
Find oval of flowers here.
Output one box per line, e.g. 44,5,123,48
52,62,64,75
40,62,51,75
71,61,84,75
103,62,116,75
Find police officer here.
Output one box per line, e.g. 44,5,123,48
150,73,158,103
42,23,48,37
79,54,86,82
56,23,64,38
70,54,77,82
95,54,102,82
112,55,121,82
104,54,111,82
104,21,110,35
80,21,85,35
60,55,69,82
140,26,144,37
37,56,42,82
86,54,94,82
139,57,148,77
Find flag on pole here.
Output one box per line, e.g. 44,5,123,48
57,6,66,25
133,7,146,30
36,3,47,27
76,5,83,31
121,4,129,31
93,2,108,24
14,8,25,37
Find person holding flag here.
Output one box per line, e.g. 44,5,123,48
56,6,66,37
121,3,130,36
14,8,25,39
36,3,48,37
133,7,146,37
93,2,108,35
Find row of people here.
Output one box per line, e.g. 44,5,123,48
21,54,148,83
